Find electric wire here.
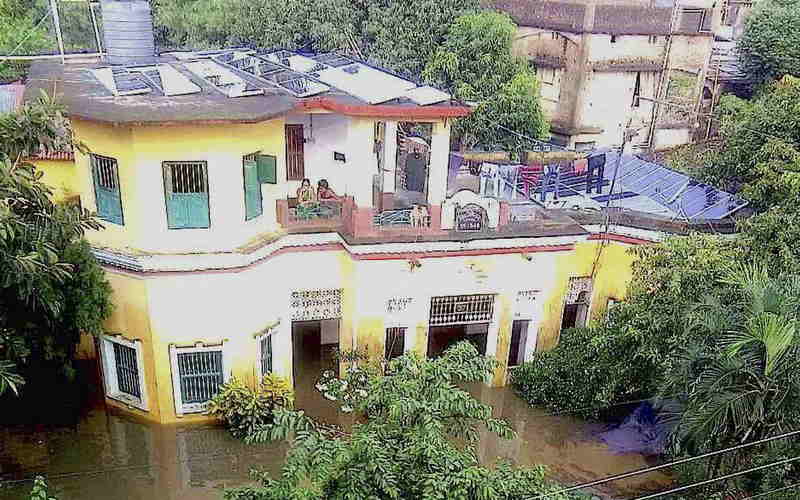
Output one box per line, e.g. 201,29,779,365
523,428,800,500
628,455,800,500
739,482,800,500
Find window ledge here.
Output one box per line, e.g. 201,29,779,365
108,392,147,411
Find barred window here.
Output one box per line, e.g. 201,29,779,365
257,332,273,378
163,161,210,229
170,344,227,415
100,335,147,411
429,294,495,326
90,154,124,225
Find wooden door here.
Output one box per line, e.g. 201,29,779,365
285,124,305,181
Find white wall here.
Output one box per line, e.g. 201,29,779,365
285,113,353,198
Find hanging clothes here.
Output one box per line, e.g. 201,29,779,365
573,158,588,175
405,152,428,192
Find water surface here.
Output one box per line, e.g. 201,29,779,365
0,368,670,499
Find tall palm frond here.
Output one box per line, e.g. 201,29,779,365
723,312,796,377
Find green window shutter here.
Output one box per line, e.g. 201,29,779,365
256,155,277,184
243,158,263,220
91,154,124,225
164,162,210,229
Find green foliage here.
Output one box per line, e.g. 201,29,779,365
226,342,575,499
512,234,741,419
0,94,110,395
206,374,294,439
702,76,800,211
738,0,800,88
29,476,56,500
424,12,548,154
0,1,51,82
153,0,479,77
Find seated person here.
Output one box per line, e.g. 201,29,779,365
296,178,317,206
317,179,340,201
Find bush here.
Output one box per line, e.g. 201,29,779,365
206,374,293,439
511,325,655,420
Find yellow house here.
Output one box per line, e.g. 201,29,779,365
24,47,743,424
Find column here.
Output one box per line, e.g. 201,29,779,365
344,117,375,208
383,121,398,194
428,120,451,206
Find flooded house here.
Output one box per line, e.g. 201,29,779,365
19,0,748,425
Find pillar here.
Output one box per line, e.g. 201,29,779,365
345,117,376,208
428,120,451,206
383,121,398,194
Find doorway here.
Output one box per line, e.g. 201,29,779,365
428,323,489,358
507,320,530,368
394,122,433,208
561,290,590,331
292,319,339,383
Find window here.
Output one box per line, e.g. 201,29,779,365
170,343,228,415
679,8,712,33
539,67,555,85
430,294,495,326
256,331,273,378
243,154,263,221
91,154,124,225
561,277,593,331
99,335,147,410
385,327,405,360
162,161,210,229
632,72,642,107
606,298,620,321
508,320,530,368
285,124,305,180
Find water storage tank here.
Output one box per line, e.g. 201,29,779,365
100,0,156,66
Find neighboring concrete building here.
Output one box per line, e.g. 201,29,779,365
490,0,722,151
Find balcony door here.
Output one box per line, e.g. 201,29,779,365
285,124,305,181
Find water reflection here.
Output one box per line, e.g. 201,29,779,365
1,371,669,499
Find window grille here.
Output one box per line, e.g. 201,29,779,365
113,342,141,398
285,124,305,180
429,294,495,326
243,154,263,220
100,335,147,410
385,327,405,360
258,333,273,377
177,350,223,404
90,154,124,225
455,204,487,232
163,161,210,229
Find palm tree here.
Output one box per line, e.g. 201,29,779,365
661,263,800,472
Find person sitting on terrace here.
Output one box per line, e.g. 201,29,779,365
317,179,340,201
297,178,317,206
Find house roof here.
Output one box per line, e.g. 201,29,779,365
489,0,684,36
25,49,470,125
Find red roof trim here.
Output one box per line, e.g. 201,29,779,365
588,233,654,245
295,97,472,119
103,242,574,276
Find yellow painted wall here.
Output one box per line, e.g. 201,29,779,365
69,118,288,254
31,159,80,203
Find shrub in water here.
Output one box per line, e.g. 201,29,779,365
206,374,293,439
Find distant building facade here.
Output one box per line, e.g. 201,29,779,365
490,0,722,151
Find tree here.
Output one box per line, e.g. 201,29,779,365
0,0,53,82
512,234,741,418
658,264,800,497
738,0,800,88
224,343,577,499
0,93,111,396
424,11,548,154
701,75,800,211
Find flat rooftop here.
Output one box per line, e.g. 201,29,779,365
25,49,469,125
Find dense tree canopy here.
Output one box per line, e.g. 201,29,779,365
0,94,111,396
738,0,800,88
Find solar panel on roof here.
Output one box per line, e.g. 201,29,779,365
211,52,330,98
112,70,152,96
593,151,748,221
405,86,451,105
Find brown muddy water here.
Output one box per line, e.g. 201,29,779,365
0,367,671,500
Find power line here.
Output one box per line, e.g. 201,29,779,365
524,428,800,500
629,455,800,500
740,482,800,500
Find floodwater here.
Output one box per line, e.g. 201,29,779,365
0,364,670,500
